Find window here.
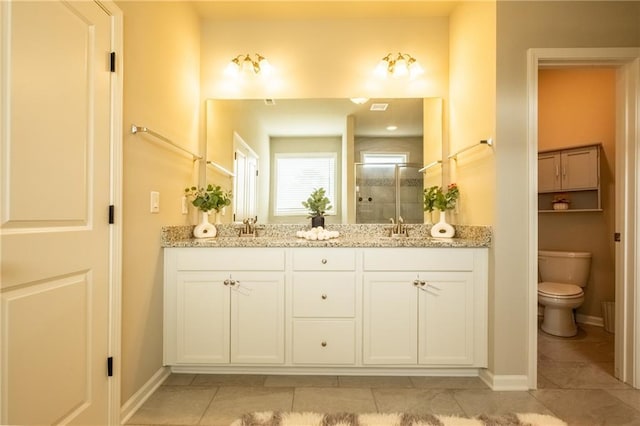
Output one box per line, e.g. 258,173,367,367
361,152,408,164
273,153,336,216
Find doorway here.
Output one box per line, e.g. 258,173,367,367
527,48,640,389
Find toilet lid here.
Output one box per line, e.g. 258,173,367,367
538,281,583,297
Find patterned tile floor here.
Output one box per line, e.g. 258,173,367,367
125,324,640,426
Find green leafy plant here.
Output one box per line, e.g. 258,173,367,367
184,184,232,212
302,187,332,218
423,183,459,212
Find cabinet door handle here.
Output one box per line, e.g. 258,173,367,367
413,279,420,286
231,279,239,286
321,294,328,300
321,259,328,264
555,165,559,178
223,279,230,286
321,341,327,347
420,280,426,286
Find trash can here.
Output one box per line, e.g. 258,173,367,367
602,301,615,334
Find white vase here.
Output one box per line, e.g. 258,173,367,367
430,210,455,238
193,211,217,238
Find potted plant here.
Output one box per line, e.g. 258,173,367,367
184,184,232,238
552,194,571,210
302,187,332,228
423,183,459,238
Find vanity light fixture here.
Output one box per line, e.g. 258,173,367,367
375,52,424,79
226,53,272,76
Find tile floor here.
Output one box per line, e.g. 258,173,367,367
126,324,640,426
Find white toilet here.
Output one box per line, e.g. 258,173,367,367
538,250,592,337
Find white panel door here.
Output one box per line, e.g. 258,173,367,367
418,272,475,365
230,272,285,364
0,2,113,424
363,272,418,364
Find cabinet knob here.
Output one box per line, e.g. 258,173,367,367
413,279,420,286
321,294,328,300
321,259,328,264
223,279,230,286
321,341,327,347
420,280,426,286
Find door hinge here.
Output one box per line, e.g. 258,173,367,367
109,205,115,224
109,52,116,72
614,232,621,242
256,169,259,177
107,357,113,377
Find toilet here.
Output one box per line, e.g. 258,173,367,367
538,250,592,337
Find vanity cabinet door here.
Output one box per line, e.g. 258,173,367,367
417,272,474,365
174,272,231,364
538,152,562,192
230,272,285,364
363,271,478,366
363,272,418,364
169,271,285,365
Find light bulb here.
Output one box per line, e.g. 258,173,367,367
408,59,424,79
257,56,272,75
393,57,408,78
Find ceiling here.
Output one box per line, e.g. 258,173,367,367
193,1,460,20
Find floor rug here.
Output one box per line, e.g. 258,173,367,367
231,411,567,426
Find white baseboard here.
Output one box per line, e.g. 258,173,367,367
576,313,604,328
479,369,530,391
120,366,170,424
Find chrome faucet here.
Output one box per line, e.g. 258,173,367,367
239,217,258,237
388,216,408,237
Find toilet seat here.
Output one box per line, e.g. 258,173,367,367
538,281,583,298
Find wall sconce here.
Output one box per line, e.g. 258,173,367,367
225,53,272,77
375,52,424,79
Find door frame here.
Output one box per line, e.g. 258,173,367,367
526,47,640,389
0,0,123,422
97,1,123,424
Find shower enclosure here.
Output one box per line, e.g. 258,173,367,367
355,163,424,224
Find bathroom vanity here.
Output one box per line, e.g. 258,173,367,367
162,224,490,376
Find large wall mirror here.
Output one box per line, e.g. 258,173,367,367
205,98,443,224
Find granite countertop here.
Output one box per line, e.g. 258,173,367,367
161,224,492,249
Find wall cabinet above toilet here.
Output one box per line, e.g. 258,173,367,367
538,144,601,212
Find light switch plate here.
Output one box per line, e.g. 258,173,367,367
150,191,160,213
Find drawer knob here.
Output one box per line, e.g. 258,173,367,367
321,294,328,300
321,341,327,347
321,259,328,264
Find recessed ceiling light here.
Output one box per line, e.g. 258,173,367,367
370,103,388,111
386,125,398,131
350,97,369,105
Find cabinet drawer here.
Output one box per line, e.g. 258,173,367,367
173,248,285,271
363,248,474,271
292,320,355,364
293,248,355,271
293,272,355,317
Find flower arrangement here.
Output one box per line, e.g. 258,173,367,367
423,183,459,212
184,184,232,213
302,187,332,218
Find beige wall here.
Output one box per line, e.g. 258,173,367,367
448,2,496,227
538,68,616,318
117,1,201,404
496,1,640,376
200,18,449,100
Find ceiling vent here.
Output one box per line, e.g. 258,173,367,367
370,103,389,111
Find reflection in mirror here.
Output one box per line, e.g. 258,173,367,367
205,98,442,224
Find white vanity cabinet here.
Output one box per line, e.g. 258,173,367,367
291,249,357,365
164,245,488,373
362,248,487,367
164,248,285,365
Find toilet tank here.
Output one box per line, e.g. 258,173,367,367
538,250,592,286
